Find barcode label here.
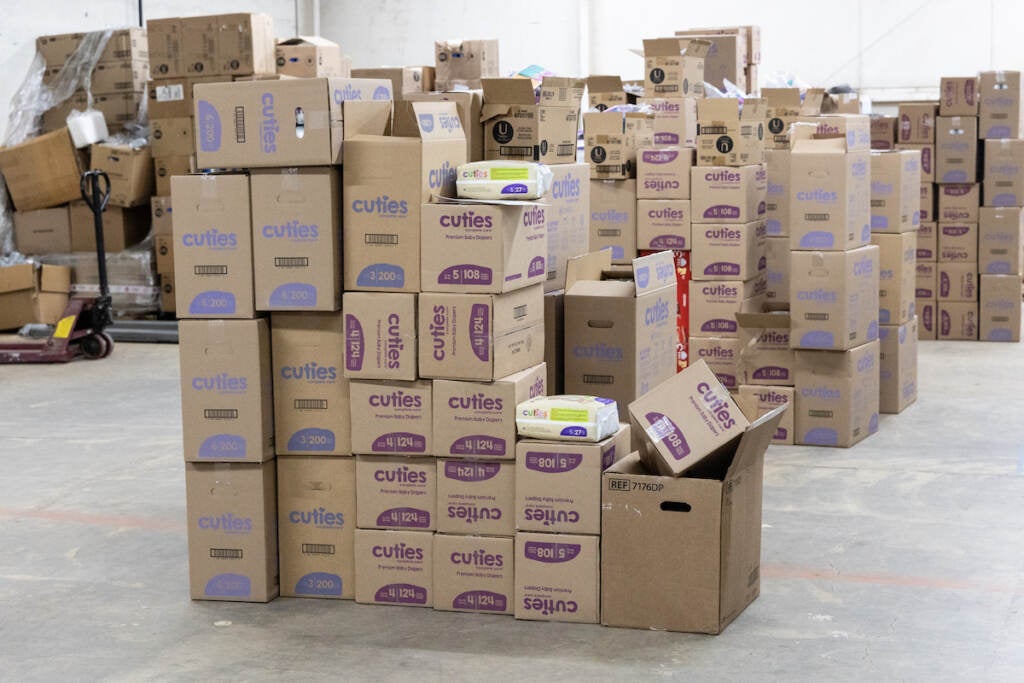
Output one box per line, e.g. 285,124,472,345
556,143,575,156
210,548,243,559
654,85,678,94
234,106,246,143
804,213,830,221
195,265,228,276
701,125,728,135
204,409,238,420
365,233,398,245
302,543,336,555
871,200,884,208
546,270,557,281
295,399,328,410
598,228,622,237
805,313,829,321
997,181,1012,187
584,374,614,384
500,145,533,158
513,305,527,319
808,410,834,418
597,165,623,174
274,257,309,268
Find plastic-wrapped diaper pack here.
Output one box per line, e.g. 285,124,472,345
515,395,620,442
455,161,553,200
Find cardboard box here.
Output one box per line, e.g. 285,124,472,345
480,77,583,165
795,113,872,152
13,207,72,255
920,183,934,223
983,139,1024,207
0,264,71,330
938,222,978,263
917,299,937,340
937,260,978,302
437,459,515,535
178,319,274,462
764,149,790,237
179,15,218,76
43,59,148,93
160,273,176,314
979,207,1024,274
89,142,153,208
421,201,548,294
514,532,599,624
937,183,980,223
689,276,766,337
156,234,175,274
171,173,254,318
271,312,351,456
185,461,278,602
637,147,694,201
433,364,546,460
938,301,979,340
417,286,544,381
154,156,193,197
735,312,795,386
762,88,824,150
515,423,630,535
872,232,918,325
895,144,934,183
353,66,435,99
433,534,513,614
342,292,418,381
871,116,898,150
584,111,654,179
587,75,627,111
636,96,698,147
146,17,183,77
764,236,790,307
689,337,742,390
149,76,222,119
354,529,434,606
642,38,709,99
793,340,880,447
151,195,173,235
790,245,880,350
736,384,794,444
897,103,937,143
40,90,145,135
935,116,979,183
870,151,921,233
37,27,147,67
917,222,937,262
435,39,499,90
563,251,678,421
589,179,637,264
979,71,1023,139
277,457,356,599
543,163,590,292
342,103,468,292
677,34,745,92
941,76,980,116
879,319,918,414
278,36,345,78
637,200,692,250
980,274,1022,341
0,129,82,211
404,90,484,163
916,261,938,299
150,117,194,158
213,13,276,77
601,406,781,633
193,77,394,168
356,456,436,530
349,380,433,456
790,139,871,250
544,291,564,395
690,164,766,224
690,221,766,281
696,98,766,167
68,202,149,253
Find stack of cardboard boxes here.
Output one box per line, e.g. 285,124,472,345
675,25,762,94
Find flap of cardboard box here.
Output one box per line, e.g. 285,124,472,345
278,35,339,48
482,78,537,108
584,111,626,137
735,311,792,330
697,97,741,122
539,77,585,106
763,88,802,114
642,37,685,58
791,137,848,155
631,251,677,295
564,250,612,292
681,38,711,59
0,263,35,294
725,404,786,479
408,101,465,141
587,75,624,95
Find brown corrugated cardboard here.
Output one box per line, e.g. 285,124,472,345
794,113,872,152
435,39,499,91
689,337,741,390
171,173,254,318
433,534,513,614
937,183,980,223
872,232,917,325
417,286,544,381
160,273,176,314
155,156,193,196
979,274,1022,341
44,59,148,92
250,167,341,311
480,77,583,164
278,37,345,78
349,380,432,456
637,200,692,250
352,67,434,99
587,75,627,111
68,201,149,253
735,312,795,386
790,138,870,250
691,221,766,281
979,207,1024,275
589,179,637,264
793,340,880,447
149,76,221,119
935,116,979,183
151,195,173,236
151,117,195,157
433,364,545,460
90,142,153,208
155,234,175,274
689,276,766,338
421,201,548,294
515,532,599,623
342,292,418,381
764,149,790,236
277,457,356,599
871,116,898,150
920,183,935,223
870,150,921,233
342,103,467,292
895,144,934,183
33,265,71,325
271,312,351,456
879,319,918,414
354,529,434,606
690,164,766,224
215,13,276,77
0,129,82,211
677,34,745,92
563,251,678,420
916,261,937,299
179,15,217,76
601,407,782,634
403,90,484,163
790,245,880,350
696,98,766,167
515,423,630,535
0,264,71,329
13,207,72,255
941,77,980,116
917,222,937,262
979,71,1022,139
584,111,655,180
543,163,590,292
938,301,979,340
544,291,565,395
763,88,820,149
736,385,794,444
983,139,1024,207
356,456,436,530
185,461,278,602
179,319,274,462
897,103,937,143
40,90,145,135
436,459,515,536
193,77,394,168
636,96,698,147
637,147,694,201
643,38,709,99
764,236,789,307
917,300,937,340
938,223,978,263
37,27,147,67
147,17,183,77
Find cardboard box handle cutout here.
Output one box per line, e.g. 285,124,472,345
660,501,692,512
587,319,614,328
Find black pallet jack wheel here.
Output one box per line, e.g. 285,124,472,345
80,334,107,360
99,332,115,358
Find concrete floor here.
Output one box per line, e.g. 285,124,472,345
0,339,1022,681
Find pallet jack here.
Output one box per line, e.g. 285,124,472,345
0,170,115,363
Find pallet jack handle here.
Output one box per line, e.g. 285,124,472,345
80,170,113,328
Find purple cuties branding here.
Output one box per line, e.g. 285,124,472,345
260,93,278,153
198,513,251,533
192,374,247,393
696,381,738,430
288,507,344,528
704,170,741,183
430,305,449,360
644,412,690,460
262,220,318,241
552,174,581,199
428,161,455,191
368,389,422,409
371,542,424,561
280,362,337,382
182,229,237,249
642,149,678,164
448,393,503,411
572,343,623,361
351,195,409,215
440,210,493,229
374,465,428,484
450,549,504,567
644,178,681,193
796,189,839,202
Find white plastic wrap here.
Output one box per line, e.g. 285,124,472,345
38,239,159,317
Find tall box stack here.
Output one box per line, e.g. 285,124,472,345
734,312,796,445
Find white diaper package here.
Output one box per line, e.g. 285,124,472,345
515,395,620,442
456,161,553,200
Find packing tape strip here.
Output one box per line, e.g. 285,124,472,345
200,174,218,199
280,168,300,191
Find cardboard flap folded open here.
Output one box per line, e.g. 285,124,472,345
630,250,677,296
735,311,792,330
643,38,684,57
725,404,787,479
0,264,35,293
278,35,338,48
482,78,537,106
682,39,712,59
539,77,585,105
564,250,612,292
39,265,71,293
587,75,624,94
